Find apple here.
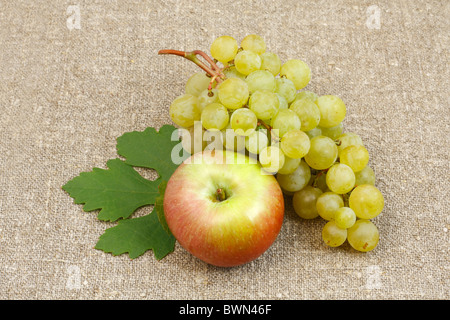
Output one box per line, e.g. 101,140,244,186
163,150,284,267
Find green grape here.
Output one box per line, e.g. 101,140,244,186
185,72,212,96
347,219,379,252
241,34,266,54
248,90,279,120
305,127,322,139
275,78,297,103
320,123,343,140
322,220,347,247
218,78,249,109
279,59,311,90
276,94,288,110
292,186,323,219
259,145,285,174
210,35,238,64
170,94,201,128
304,135,338,170
270,109,301,138
289,98,321,132
293,90,319,103
260,52,281,76
223,66,246,80
349,184,384,219
197,88,219,111
276,159,311,192
230,108,258,136
234,50,262,75
278,155,301,175
316,192,344,221
326,163,356,194
340,145,369,172
221,124,246,152
280,129,310,159
245,70,275,93
355,165,375,186
245,129,269,154
201,103,229,131
180,122,206,155
336,132,364,156
334,207,356,229
315,95,346,128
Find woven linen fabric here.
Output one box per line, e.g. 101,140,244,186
0,0,448,299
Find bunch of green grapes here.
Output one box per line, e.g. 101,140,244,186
289,100,383,253
166,34,384,253
169,34,311,163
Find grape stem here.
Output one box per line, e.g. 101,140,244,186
158,49,225,84
312,169,328,188
192,50,222,74
258,120,280,142
208,74,219,91
342,193,350,207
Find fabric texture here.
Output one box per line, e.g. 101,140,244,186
0,0,448,299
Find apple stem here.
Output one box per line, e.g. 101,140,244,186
216,188,226,202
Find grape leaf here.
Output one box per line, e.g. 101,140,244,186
62,158,160,221
63,124,185,260
95,208,176,260
155,180,171,236
116,124,188,181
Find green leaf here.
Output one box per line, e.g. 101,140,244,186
63,125,187,260
62,158,160,221
155,180,171,236
95,208,176,260
116,124,188,181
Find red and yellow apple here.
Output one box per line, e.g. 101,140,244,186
163,150,284,267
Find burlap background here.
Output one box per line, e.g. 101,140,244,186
0,0,448,300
